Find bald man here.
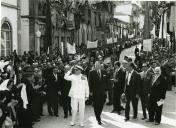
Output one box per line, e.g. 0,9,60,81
147,67,167,125
89,61,109,125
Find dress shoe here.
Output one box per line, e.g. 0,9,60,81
155,122,160,125
124,118,129,122
111,110,117,113
146,119,154,122
117,111,121,115
98,121,102,125
80,123,84,127
64,115,68,118
40,113,44,116
106,102,112,106
55,114,59,117
120,106,125,110
133,116,137,119
49,113,53,116
141,117,147,120
70,122,75,126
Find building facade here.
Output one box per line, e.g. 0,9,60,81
21,0,46,55
1,0,21,56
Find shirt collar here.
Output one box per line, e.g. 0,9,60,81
129,70,134,74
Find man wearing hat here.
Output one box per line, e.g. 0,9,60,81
45,66,62,117
18,66,36,128
139,63,153,120
64,65,89,127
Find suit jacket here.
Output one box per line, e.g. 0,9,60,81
82,66,90,78
125,70,141,98
88,69,109,95
140,70,153,94
148,67,155,76
60,73,71,96
21,77,36,104
114,68,126,93
46,72,62,93
150,75,167,102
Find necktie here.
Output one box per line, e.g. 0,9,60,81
127,71,131,85
97,70,101,79
55,73,57,81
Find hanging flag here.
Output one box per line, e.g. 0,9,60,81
87,40,98,49
47,47,50,55
169,5,176,32
114,37,117,43
107,37,113,44
159,12,167,39
143,39,152,52
150,24,156,38
120,24,123,38
173,27,176,51
61,42,64,55
67,43,76,54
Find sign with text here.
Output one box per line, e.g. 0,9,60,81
67,43,76,54
87,40,98,49
143,39,152,52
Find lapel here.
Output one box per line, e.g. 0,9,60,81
129,71,135,84
152,75,160,86
95,70,102,80
53,73,58,81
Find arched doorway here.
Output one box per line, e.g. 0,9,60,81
1,21,12,56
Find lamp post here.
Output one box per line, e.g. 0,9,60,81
36,30,41,56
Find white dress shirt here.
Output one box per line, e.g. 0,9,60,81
53,73,57,81
127,70,134,85
64,70,89,100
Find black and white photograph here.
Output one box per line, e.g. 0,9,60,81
0,0,176,128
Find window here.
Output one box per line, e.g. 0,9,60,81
1,22,12,56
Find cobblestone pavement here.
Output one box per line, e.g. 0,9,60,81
34,45,176,128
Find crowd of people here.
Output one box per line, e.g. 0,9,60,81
0,39,175,128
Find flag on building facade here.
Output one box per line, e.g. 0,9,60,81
159,12,167,39
143,39,152,52
67,43,76,54
169,4,176,32
150,24,156,38
87,40,98,49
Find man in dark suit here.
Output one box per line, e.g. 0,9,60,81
139,63,153,120
89,61,109,125
18,66,36,128
148,61,156,75
146,67,167,125
111,61,126,114
60,65,71,118
45,66,62,117
124,62,141,121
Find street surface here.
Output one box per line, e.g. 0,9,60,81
34,45,176,128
